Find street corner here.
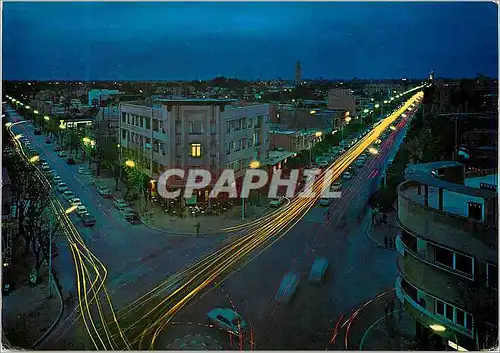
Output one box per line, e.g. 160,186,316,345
329,289,417,350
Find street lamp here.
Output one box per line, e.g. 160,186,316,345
315,131,323,138
33,110,39,114
363,108,369,114
5,122,12,128
384,100,388,104
25,106,30,110
29,155,40,163
368,147,378,155
430,324,446,332
44,116,50,121
125,159,135,168
14,134,23,140
249,160,260,169
374,104,380,109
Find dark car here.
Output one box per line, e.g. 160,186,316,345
54,145,62,152
81,213,96,227
45,138,51,144
66,157,75,165
123,208,141,224
34,129,42,135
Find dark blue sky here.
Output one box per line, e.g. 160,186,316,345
3,2,498,81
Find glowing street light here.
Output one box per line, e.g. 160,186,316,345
363,108,369,114
430,324,446,332
44,116,50,121
310,110,317,115
249,160,260,169
390,97,395,101
368,147,378,155
33,110,39,114
25,106,30,110
14,134,23,140
345,116,352,123
29,155,40,163
5,122,12,127
374,104,380,108
82,137,91,144
125,159,136,168
315,131,323,137
390,126,396,131
401,113,407,118
65,205,78,214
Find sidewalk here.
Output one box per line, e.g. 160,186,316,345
336,290,417,350
365,210,400,250
2,236,62,349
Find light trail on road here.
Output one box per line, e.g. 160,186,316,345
106,91,425,349
6,118,130,350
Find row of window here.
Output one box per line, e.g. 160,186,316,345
122,113,152,130
225,158,249,172
225,132,261,155
401,278,473,332
225,115,268,134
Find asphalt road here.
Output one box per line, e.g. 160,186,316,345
4,100,415,350
147,112,413,350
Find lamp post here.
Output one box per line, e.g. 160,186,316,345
48,205,77,297
125,159,144,213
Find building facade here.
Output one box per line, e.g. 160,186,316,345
396,161,498,350
119,99,270,184
269,129,320,153
327,89,357,117
88,89,120,106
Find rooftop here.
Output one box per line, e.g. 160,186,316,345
154,98,237,105
263,150,296,166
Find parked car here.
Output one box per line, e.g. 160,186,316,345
34,129,42,135
342,171,353,180
319,198,333,206
355,159,365,167
331,182,342,191
269,197,285,208
77,167,86,174
206,308,247,334
113,198,128,210
82,170,92,176
71,198,83,206
275,272,300,304
57,182,69,192
76,205,88,216
52,176,62,185
45,138,51,144
41,164,51,171
58,150,67,158
63,191,75,201
54,145,62,152
123,207,141,224
81,212,96,227
308,257,329,285
66,157,75,165
97,186,112,198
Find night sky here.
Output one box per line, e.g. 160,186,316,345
2,2,498,81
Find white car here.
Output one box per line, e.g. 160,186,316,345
78,167,86,174
342,171,353,180
52,176,62,185
207,308,247,334
41,164,51,171
57,182,68,192
76,205,88,216
58,150,67,158
71,198,83,206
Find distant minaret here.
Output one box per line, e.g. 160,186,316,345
295,61,302,86
429,70,435,81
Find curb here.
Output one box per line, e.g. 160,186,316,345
140,218,227,237
31,269,64,349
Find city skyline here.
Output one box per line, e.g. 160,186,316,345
2,2,499,81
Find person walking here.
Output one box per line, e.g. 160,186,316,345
195,222,201,237
384,235,388,248
388,237,393,249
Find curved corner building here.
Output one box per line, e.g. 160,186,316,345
396,161,498,350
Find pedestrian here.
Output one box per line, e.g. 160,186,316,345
384,235,388,248
383,213,388,224
195,222,201,237
371,212,376,224
388,237,393,249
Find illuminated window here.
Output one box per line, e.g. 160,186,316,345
190,143,201,157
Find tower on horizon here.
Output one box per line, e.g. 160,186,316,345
295,61,301,86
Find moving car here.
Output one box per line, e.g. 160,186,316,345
113,198,128,210
57,182,68,192
206,308,247,334
63,191,75,201
308,257,329,285
269,197,285,208
66,157,75,165
275,272,300,304
78,167,86,174
342,171,352,180
52,176,62,185
81,212,96,227
76,205,88,216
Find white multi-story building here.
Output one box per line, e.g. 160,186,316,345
119,99,270,186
